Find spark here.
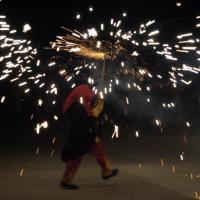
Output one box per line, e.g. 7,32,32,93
38,99,43,106
148,30,159,37
53,115,58,120
196,23,200,28
131,51,139,56
0,27,9,31
172,165,176,173
180,153,184,161
171,102,175,107
182,46,197,50
162,103,166,108
112,124,119,139
181,79,192,85
80,97,83,104
52,137,56,144
18,82,27,86
104,87,107,94
50,87,58,95
48,62,56,66
155,119,161,126
176,49,189,53
39,83,45,88
36,147,39,155
10,30,17,34
194,192,200,199
96,41,101,48
76,14,81,20
51,150,55,157
122,12,127,17
179,39,195,44
35,121,48,134
160,159,164,167
177,33,193,39
71,83,76,88
146,20,155,27
24,88,30,93
126,97,129,104
176,2,182,7
10,78,19,82
146,86,151,91
1,96,5,103
190,173,193,180
19,168,24,177
36,60,40,66
87,28,98,37
135,131,139,138
110,19,114,25
23,24,32,32
99,91,104,99
100,23,104,31
89,7,93,12
186,122,190,127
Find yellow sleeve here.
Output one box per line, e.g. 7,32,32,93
91,99,104,117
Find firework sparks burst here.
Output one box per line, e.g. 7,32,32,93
1,5,200,138
48,9,200,114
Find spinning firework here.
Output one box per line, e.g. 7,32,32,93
46,8,200,139
49,12,200,98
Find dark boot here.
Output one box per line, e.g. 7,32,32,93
60,181,79,189
102,169,119,180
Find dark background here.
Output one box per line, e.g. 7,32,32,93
0,0,200,145
1,0,200,46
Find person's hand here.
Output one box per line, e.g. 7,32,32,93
91,99,104,117
95,136,101,143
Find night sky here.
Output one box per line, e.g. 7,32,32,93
1,0,200,46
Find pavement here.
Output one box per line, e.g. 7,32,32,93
0,131,200,200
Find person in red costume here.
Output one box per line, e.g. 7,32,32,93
63,84,95,116
60,83,118,189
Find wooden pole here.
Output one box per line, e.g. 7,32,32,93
99,56,106,93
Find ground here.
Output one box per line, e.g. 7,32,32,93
0,131,200,200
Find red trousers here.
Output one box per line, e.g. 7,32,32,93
62,143,112,183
